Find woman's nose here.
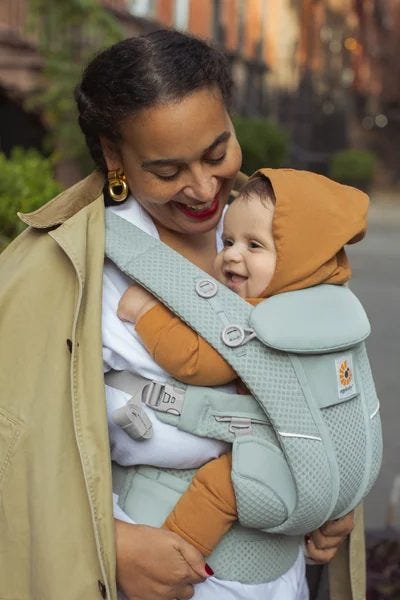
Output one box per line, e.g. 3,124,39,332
184,167,218,202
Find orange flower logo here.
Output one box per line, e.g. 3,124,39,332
339,360,353,386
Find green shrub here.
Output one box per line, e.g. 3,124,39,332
233,116,289,176
0,147,62,250
328,148,376,189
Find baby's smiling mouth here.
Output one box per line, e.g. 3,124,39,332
225,271,247,290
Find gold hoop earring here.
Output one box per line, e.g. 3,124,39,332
107,169,128,202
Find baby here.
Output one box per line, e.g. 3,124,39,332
117,168,368,556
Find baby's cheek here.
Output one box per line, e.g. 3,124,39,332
213,252,225,282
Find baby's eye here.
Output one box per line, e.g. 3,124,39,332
249,240,263,249
223,238,234,248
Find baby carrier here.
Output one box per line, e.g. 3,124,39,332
105,211,382,581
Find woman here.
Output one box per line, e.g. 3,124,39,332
0,30,360,600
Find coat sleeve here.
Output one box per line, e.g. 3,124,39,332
135,303,237,385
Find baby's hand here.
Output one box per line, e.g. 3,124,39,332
117,284,157,323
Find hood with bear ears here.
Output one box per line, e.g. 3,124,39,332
246,168,369,301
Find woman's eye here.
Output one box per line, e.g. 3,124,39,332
154,171,179,181
205,152,226,165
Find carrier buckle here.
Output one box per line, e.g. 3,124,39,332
143,382,185,416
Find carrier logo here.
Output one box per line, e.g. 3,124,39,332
335,355,356,399
339,359,353,386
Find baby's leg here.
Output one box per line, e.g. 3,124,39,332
163,453,236,555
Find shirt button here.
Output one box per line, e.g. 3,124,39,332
98,580,107,598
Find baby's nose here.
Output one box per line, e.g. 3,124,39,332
223,244,242,261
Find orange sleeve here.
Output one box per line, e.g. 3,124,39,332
163,453,237,556
135,303,237,385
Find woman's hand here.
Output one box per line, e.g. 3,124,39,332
117,285,157,323
115,520,209,600
305,511,355,564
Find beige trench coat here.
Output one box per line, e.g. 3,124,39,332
0,171,365,600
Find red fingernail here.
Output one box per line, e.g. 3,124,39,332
205,563,214,576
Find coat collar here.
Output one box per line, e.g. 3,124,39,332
18,171,105,229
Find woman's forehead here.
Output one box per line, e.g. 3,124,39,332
118,87,231,159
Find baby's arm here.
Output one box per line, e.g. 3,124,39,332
118,285,237,385
163,453,237,556
117,284,158,322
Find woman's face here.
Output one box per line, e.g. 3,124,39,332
102,87,242,235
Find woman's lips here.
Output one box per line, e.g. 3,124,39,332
174,193,220,220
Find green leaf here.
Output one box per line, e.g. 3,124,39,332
0,148,63,248
26,0,123,168
233,116,289,175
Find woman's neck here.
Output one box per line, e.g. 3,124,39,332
156,225,218,276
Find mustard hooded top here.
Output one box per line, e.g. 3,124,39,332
135,168,369,385
250,167,368,300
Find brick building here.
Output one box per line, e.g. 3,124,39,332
0,0,44,153
1,1,398,178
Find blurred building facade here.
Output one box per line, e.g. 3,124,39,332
351,0,400,181
0,0,399,180
0,0,44,153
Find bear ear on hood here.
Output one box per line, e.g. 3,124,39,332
248,168,369,298
348,230,367,244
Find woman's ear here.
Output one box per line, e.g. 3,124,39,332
100,136,121,171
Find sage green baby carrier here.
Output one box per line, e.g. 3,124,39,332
105,211,382,583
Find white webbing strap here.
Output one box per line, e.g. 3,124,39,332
105,370,153,440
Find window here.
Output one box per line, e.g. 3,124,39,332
174,0,189,30
129,0,156,18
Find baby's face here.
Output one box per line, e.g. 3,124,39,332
214,194,276,298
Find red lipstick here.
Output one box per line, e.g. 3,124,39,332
175,193,220,220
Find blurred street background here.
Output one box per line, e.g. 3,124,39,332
1,0,399,595
348,192,400,530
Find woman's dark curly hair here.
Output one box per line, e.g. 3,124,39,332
75,29,233,175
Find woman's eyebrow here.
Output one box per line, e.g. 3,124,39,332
141,131,231,168
206,131,231,152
